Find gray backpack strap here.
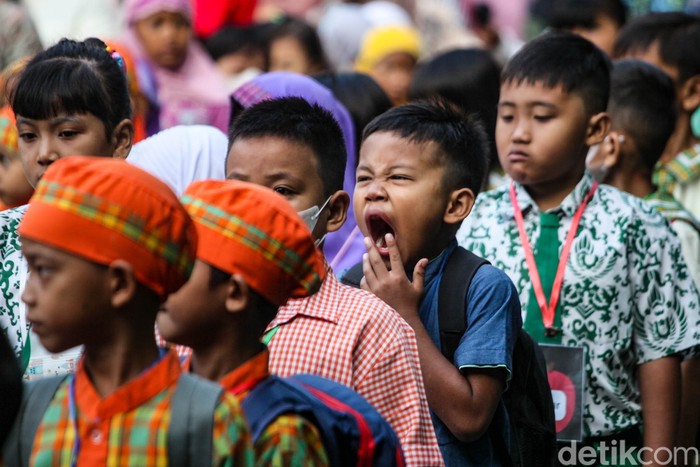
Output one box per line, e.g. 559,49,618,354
167,373,223,467
3,375,67,467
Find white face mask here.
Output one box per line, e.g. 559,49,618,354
585,143,609,183
297,196,332,244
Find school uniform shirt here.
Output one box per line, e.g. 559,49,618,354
654,143,700,221
217,348,329,466
418,240,522,466
0,205,82,380
644,191,700,291
456,172,700,438
30,351,254,466
265,268,444,466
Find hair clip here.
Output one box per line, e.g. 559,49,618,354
105,45,127,75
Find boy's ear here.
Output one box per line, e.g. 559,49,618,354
443,187,475,225
224,274,250,314
324,190,349,234
108,259,138,308
111,119,135,160
679,75,700,113
585,112,611,147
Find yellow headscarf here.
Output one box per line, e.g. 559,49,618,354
355,25,420,73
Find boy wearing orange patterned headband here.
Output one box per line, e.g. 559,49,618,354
157,179,330,464
0,106,33,210
4,156,253,466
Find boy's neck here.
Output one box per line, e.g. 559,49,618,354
190,323,264,382
82,321,161,398
525,166,586,211
660,113,699,163
606,168,655,199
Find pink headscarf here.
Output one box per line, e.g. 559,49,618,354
121,0,230,133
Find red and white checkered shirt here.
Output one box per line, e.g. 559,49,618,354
265,269,443,466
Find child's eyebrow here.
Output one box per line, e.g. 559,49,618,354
498,101,557,110
356,163,416,173
529,101,558,110
49,116,84,126
15,117,36,126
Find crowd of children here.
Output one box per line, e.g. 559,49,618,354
1,1,700,466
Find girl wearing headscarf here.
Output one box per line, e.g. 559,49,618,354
231,71,363,275
121,0,230,134
127,125,228,197
355,25,420,106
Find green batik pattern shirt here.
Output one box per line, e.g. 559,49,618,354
0,205,81,380
0,205,29,363
456,172,700,438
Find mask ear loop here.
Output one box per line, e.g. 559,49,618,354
311,196,333,223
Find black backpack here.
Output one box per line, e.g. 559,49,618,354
342,246,557,467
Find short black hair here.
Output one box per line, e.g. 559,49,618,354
228,96,347,197
502,31,611,116
362,100,489,196
608,59,676,171
11,38,131,137
204,24,271,64
613,12,700,83
314,72,392,162
549,0,628,30
270,17,329,72
409,48,501,174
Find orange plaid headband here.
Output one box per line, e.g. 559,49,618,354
181,180,326,306
0,106,18,156
19,156,197,298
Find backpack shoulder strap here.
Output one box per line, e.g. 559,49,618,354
168,373,223,467
438,246,489,359
339,262,364,288
3,375,66,467
242,376,345,465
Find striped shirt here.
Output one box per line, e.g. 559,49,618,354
654,143,700,220
220,349,329,466
30,351,254,466
265,269,443,466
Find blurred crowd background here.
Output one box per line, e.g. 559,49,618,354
2,0,700,138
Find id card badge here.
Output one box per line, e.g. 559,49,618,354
539,344,585,442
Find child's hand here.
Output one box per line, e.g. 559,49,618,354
360,234,428,320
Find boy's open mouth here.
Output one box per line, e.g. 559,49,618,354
366,213,395,256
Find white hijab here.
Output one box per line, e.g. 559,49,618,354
127,125,228,196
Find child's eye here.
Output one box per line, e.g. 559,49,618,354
499,115,514,123
30,263,51,279
18,132,36,143
389,175,410,181
533,115,554,122
356,175,371,183
273,186,295,197
59,130,79,138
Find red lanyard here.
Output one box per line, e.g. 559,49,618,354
509,181,598,335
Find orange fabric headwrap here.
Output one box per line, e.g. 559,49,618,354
181,180,326,306
19,156,197,298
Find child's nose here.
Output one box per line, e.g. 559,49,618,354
21,277,36,307
511,119,532,143
364,180,387,201
36,139,59,166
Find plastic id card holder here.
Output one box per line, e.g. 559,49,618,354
539,344,585,442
